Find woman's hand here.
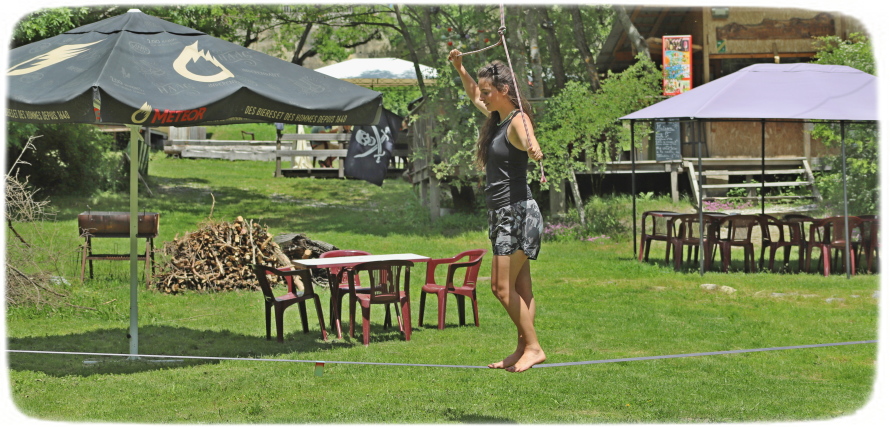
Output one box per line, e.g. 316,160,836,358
448,49,463,69
527,145,543,162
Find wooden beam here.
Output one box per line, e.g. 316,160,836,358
648,8,670,38
708,52,816,59
609,5,644,69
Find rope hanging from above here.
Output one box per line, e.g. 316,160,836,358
457,5,546,183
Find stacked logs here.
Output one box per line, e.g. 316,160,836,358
274,233,339,288
155,217,290,293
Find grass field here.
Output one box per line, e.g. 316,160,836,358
4,153,883,424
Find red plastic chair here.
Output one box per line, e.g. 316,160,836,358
668,213,723,271
638,211,679,263
781,214,818,272
346,260,414,346
713,215,766,272
418,249,487,330
855,215,879,273
320,250,371,335
759,214,799,272
804,216,864,276
253,264,327,342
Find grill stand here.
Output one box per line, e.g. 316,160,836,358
80,234,155,288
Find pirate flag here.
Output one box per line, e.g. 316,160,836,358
344,108,402,186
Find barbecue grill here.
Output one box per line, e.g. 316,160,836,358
79,211,159,287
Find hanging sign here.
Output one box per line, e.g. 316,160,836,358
654,119,682,161
662,35,693,96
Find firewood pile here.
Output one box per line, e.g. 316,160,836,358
274,233,339,288
154,216,290,293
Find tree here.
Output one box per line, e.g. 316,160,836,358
5,123,117,195
810,33,878,215
611,5,650,61
9,6,113,47
537,54,662,224
569,5,602,91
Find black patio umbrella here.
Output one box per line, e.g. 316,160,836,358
6,9,383,356
7,9,382,126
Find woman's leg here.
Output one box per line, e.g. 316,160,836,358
507,255,545,372
488,250,546,372
488,253,523,369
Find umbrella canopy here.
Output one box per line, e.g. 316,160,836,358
621,63,877,121
7,9,383,126
315,57,437,87
6,9,386,357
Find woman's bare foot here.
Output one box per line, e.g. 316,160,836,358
488,350,523,369
506,348,546,373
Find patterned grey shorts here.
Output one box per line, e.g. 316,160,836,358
487,199,543,260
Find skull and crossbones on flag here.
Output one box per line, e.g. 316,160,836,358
344,109,402,186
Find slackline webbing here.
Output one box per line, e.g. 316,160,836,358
7,340,876,369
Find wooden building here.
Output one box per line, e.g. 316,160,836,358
587,5,869,205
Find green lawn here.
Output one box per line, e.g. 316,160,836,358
5,153,881,424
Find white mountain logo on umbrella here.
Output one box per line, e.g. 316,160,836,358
173,41,234,83
7,40,104,76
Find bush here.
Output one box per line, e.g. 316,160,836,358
544,196,627,242
6,122,118,195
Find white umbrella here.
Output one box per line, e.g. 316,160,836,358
316,57,437,87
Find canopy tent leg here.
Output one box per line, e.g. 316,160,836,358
697,136,704,276
631,119,637,259
761,119,766,215
842,121,851,279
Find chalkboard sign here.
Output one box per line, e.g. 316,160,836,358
654,120,681,161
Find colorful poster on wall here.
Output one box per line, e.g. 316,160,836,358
662,35,693,96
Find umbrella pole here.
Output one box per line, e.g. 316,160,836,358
842,121,851,279
631,120,637,259
127,125,140,358
761,119,766,215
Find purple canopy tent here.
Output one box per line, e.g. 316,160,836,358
619,63,878,276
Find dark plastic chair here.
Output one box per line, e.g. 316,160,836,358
253,264,327,342
804,216,864,276
712,215,766,272
346,260,414,346
638,211,679,263
418,249,487,330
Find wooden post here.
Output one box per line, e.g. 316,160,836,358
549,180,566,215
670,163,679,203
429,175,440,221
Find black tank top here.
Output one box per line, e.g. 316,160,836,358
484,112,532,210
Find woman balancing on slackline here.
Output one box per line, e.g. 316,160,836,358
448,49,546,373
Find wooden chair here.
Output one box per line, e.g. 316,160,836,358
418,249,487,330
253,264,327,342
346,260,414,346
712,215,766,272
638,211,679,263
804,216,864,276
